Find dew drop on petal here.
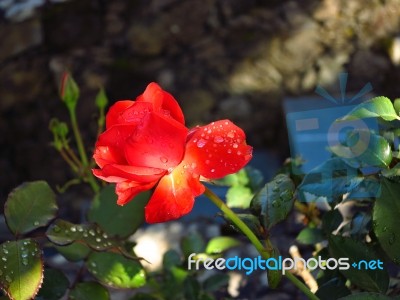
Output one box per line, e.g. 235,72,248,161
160,156,168,163
233,143,238,148
205,160,210,165
227,149,232,154
191,162,197,169
197,139,207,148
227,131,235,138
214,136,224,143
211,169,215,173
237,151,242,156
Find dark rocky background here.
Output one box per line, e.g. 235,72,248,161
1,0,400,202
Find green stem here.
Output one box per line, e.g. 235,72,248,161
204,187,319,300
69,109,100,193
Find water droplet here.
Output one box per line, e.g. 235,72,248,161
168,167,174,174
389,232,396,245
102,233,108,239
237,151,242,155
227,149,232,154
197,139,207,148
205,160,210,165
193,138,198,143
214,136,224,143
83,232,88,238
78,227,83,232
89,230,95,236
21,253,28,258
70,226,77,232
191,163,197,169
22,259,28,266
33,221,40,226
3,249,8,254
96,238,102,243
53,225,61,233
232,143,238,148
227,131,235,138
211,169,215,173
91,262,97,268
160,156,168,163
5,275,11,283
2,257,7,261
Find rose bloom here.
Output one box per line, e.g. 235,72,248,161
93,83,252,223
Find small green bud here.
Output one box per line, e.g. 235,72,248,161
60,72,80,111
95,88,108,110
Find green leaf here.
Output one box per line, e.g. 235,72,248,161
373,178,400,264
5,181,58,236
214,168,249,186
296,228,325,245
54,242,91,262
46,220,130,256
250,174,295,230
36,268,69,300
87,252,146,288
338,293,392,300
203,274,229,292
129,293,159,300
205,237,240,254
89,185,150,238
315,278,350,300
181,233,205,258
0,239,43,300
339,96,399,121
226,185,253,209
345,131,392,168
183,277,201,300
329,235,389,293
298,158,363,198
69,282,109,300
394,98,400,114
163,250,182,269
382,162,400,178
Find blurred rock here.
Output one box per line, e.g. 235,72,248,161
0,18,42,62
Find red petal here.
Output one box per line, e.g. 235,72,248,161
185,120,253,179
116,181,157,205
144,164,205,223
96,124,137,150
124,112,187,170
106,100,134,129
138,82,185,124
93,146,126,167
93,164,165,183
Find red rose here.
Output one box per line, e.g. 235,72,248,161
93,82,252,223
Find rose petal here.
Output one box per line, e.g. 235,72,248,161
124,112,187,170
144,164,205,223
185,120,253,179
138,82,185,124
93,164,165,183
93,146,127,167
106,100,134,129
96,124,137,150
116,180,157,206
